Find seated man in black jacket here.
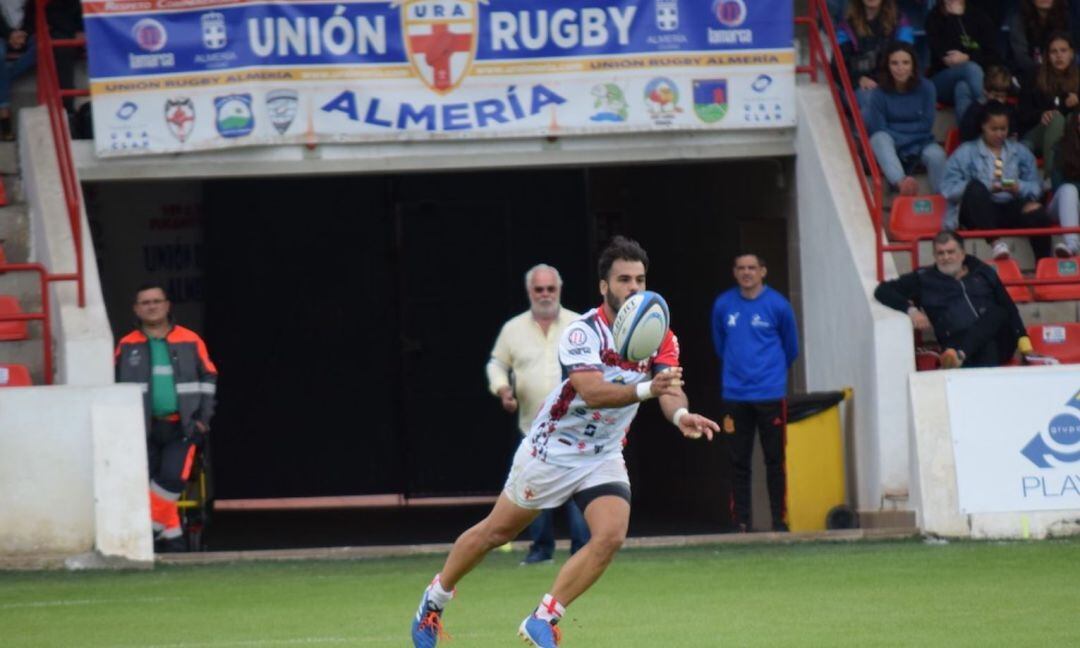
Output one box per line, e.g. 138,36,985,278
875,230,1047,368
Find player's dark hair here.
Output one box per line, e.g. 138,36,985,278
733,252,767,267
598,236,649,281
133,282,170,303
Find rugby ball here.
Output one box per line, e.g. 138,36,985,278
611,291,670,362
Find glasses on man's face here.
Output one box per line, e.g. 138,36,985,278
137,299,167,307
532,286,557,294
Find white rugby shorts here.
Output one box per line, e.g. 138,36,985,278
503,439,630,510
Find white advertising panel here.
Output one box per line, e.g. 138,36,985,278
948,371,1080,514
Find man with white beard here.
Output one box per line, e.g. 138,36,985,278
874,230,1049,368
486,263,589,565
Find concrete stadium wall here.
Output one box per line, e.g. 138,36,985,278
794,84,915,516
0,385,152,565
19,106,114,385
910,368,1080,539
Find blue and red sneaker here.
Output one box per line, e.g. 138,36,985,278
410,589,448,648
518,614,561,647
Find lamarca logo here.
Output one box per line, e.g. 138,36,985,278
1021,391,1080,468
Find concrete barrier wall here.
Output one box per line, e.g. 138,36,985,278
19,105,114,385
794,84,915,515
0,384,152,563
910,367,1080,539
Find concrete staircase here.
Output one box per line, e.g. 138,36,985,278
0,142,46,384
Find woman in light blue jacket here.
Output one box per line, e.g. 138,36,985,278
940,102,1052,260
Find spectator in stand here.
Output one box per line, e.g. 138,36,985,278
865,42,947,195
1047,111,1080,256
0,0,34,140
837,0,914,112
1018,32,1079,179
1009,0,1073,80
927,0,1002,118
874,230,1042,368
941,102,1052,260
958,65,1020,142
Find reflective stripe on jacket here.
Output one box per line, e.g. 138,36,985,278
114,325,217,436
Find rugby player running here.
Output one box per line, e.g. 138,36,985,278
410,236,719,647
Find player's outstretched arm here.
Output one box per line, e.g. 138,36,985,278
657,379,718,441
569,367,684,409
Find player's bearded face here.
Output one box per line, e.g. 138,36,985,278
602,259,647,313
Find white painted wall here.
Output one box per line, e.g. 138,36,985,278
910,368,1080,539
0,385,152,563
19,106,114,385
794,84,915,514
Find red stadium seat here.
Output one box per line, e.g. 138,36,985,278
1033,257,1080,301
1028,323,1080,363
0,295,28,341
992,258,1032,303
888,195,946,242
0,363,31,387
944,128,960,156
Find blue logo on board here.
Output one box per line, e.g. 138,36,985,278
1021,392,1080,468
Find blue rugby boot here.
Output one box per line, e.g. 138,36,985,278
410,588,448,647
518,614,561,647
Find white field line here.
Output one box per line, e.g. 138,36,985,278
0,596,179,610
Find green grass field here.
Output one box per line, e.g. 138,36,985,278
3,538,1079,647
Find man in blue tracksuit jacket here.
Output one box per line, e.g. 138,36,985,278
711,253,799,532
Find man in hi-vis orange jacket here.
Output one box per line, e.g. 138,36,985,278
115,283,217,552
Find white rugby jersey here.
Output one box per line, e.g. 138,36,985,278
527,305,680,467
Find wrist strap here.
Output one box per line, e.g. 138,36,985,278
636,381,654,401
672,407,689,427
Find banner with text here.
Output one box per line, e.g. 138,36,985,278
83,0,795,157
948,370,1080,514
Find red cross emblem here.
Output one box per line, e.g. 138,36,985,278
399,0,481,94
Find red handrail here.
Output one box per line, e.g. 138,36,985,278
796,0,886,281
34,0,85,308
0,264,60,383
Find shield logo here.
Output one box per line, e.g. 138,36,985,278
398,0,483,95
266,89,298,134
164,97,195,142
692,79,728,124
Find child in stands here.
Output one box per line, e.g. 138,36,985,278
837,0,914,112
926,0,1002,118
865,42,947,195
941,102,1052,260
958,65,1020,142
1018,32,1079,180
1047,111,1080,256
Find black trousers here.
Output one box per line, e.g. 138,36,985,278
940,303,1010,367
148,419,195,495
959,180,1052,259
725,399,787,527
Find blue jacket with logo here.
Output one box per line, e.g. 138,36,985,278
711,286,799,402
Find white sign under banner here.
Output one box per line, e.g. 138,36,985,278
948,371,1080,514
82,0,796,157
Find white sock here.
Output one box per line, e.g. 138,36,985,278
426,575,454,610
534,594,565,622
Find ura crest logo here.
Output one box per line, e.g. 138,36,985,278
393,0,487,95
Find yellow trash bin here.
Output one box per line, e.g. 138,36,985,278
785,389,852,532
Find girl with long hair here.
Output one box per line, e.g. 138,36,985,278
837,0,914,110
865,42,947,195
1009,0,1072,78
1018,32,1079,175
